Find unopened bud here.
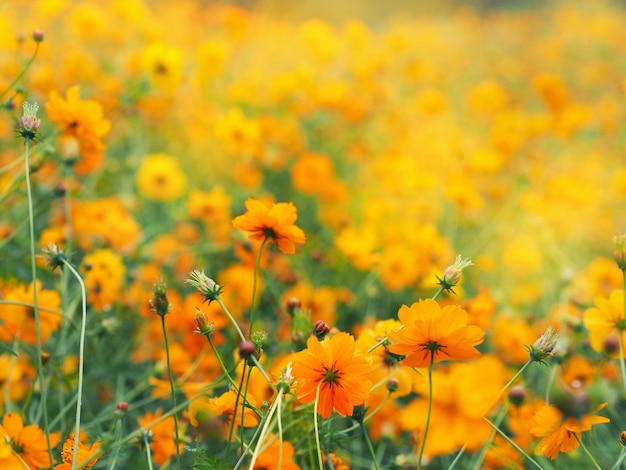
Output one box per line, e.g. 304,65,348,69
194,308,213,335
527,326,560,364
186,269,223,304
32,29,44,43
41,350,51,365
620,431,626,446
286,297,301,316
313,319,330,340
437,254,473,294
508,385,526,406
386,378,399,393
149,279,169,316
604,334,621,356
239,340,256,359
18,101,41,141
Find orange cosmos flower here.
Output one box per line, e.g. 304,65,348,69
232,198,306,254
46,85,111,175
387,299,484,367
291,332,371,419
530,403,609,460
55,433,101,469
0,413,60,468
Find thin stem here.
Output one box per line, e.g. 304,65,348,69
574,434,602,470
248,392,282,469
61,260,87,470
227,364,248,461
144,432,155,470
611,447,626,470
24,137,53,468
0,42,40,101
470,403,508,470
480,358,533,416
248,236,268,338
360,422,381,470
215,297,246,342
314,381,324,470
277,393,284,470
418,351,435,470
482,416,544,470
431,286,445,300
544,364,556,405
160,315,181,470
240,365,254,454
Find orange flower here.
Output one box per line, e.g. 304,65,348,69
253,435,300,470
55,434,101,469
232,198,306,254
138,409,184,465
0,413,60,468
291,332,371,419
46,85,111,175
388,299,484,367
530,403,609,460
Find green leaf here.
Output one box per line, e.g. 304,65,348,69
0,341,17,356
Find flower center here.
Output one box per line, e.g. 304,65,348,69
322,368,340,385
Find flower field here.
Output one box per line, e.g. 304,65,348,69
2,0,626,468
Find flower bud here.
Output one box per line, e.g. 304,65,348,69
286,297,301,316
614,233,626,271
186,269,222,304
239,340,256,359
32,29,44,43
527,326,560,364
42,243,66,272
620,431,626,447
194,308,213,336
386,378,399,393
604,334,621,356
41,350,51,365
149,279,169,316
18,101,41,142
437,254,473,294
313,319,330,340
508,385,526,407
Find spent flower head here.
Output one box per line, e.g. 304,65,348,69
18,101,41,142
186,269,222,304
436,254,473,294
42,242,66,272
527,326,560,364
193,308,214,336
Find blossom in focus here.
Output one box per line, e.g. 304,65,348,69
232,198,306,254
388,299,484,367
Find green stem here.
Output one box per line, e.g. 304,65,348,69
431,286,445,300
360,422,381,470
61,260,87,470
314,381,324,470
144,432,155,470
611,446,626,470
160,315,181,470
482,417,543,470
248,236,268,338
247,391,282,469
481,358,532,416
418,351,435,470
0,42,40,101
240,365,254,454
227,364,248,462
277,392,284,470
574,434,602,470
24,137,53,469
215,297,246,342
470,404,508,470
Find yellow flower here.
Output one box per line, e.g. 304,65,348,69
136,153,187,202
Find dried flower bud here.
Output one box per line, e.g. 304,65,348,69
149,279,170,316
508,385,526,407
436,254,473,294
186,269,222,304
527,326,560,364
313,319,330,340
32,29,44,43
